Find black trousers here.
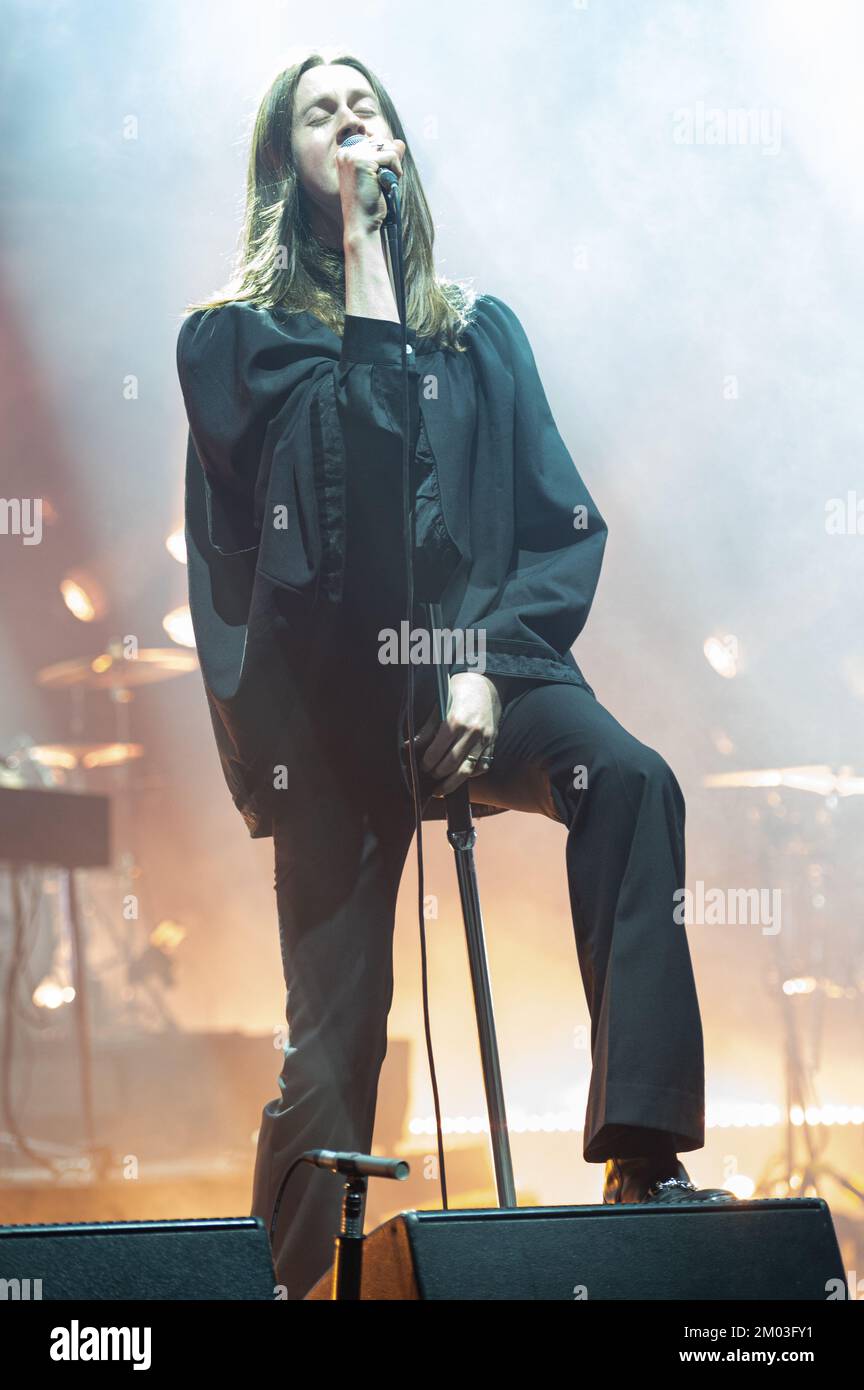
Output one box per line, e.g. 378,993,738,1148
250,657,705,1300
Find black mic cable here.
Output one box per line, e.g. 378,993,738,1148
373,145,451,1211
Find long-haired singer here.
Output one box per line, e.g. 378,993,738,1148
176,53,737,1301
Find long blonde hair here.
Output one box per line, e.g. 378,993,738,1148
183,52,476,351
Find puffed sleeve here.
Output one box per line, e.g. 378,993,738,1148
176,301,420,600
451,294,607,681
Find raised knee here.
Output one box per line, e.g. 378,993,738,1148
556,736,684,814
598,740,683,806
630,744,684,811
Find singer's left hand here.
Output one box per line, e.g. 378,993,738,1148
411,672,503,797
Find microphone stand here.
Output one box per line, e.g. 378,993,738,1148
426,605,518,1209
383,170,517,1210
315,1151,408,1300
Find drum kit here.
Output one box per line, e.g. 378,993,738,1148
701,762,864,1206
0,642,201,1172
2,643,198,788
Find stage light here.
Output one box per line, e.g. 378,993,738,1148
60,573,106,622
151,919,186,953
725,1174,756,1199
710,727,736,755
408,1101,864,1136
703,633,740,678
783,976,817,995
166,527,187,564
33,978,76,1009
162,604,195,648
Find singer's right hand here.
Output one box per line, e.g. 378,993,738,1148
337,135,404,235
403,677,502,799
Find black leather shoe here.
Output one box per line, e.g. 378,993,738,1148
640,1176,739,1205
603,1155,738,1205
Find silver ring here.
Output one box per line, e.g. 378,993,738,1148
466,750,494,770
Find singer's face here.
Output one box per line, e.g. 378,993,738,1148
292,65,392,221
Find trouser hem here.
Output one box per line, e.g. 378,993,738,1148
583,1080,705,1162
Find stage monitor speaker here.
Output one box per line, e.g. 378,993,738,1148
305,1199,845,1300
0,1217,275,1300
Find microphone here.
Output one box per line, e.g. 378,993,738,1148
301,1149,409,1180
339,132,399,195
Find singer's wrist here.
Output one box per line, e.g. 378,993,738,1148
344,228,399,322
343,222,386,254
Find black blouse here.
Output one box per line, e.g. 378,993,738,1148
176,294,607,837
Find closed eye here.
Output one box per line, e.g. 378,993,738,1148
309,106,378,126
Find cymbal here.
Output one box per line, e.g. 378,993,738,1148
24,742,145,770
703,765,864,796
37,648,198,690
